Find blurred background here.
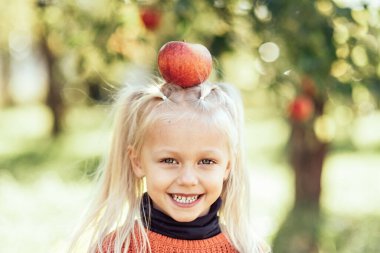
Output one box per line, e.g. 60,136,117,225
1,0,380,252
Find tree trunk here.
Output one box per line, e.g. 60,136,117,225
273,122,327,252
273,97,328,253
40,36,64,136
0,50,14,107
290,121,328,209
272,203,321,253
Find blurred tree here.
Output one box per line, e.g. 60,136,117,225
3,0,253,134
36,0,67,136
33,0,129,135
249,0,380,251
0,50,12,107
0,1,15,107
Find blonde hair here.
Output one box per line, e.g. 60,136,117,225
69,81,266,253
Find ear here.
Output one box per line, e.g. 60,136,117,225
128,146,145,178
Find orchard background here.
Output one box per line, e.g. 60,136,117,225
1,0,380,252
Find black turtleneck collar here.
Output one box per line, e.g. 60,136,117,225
140,192,222,240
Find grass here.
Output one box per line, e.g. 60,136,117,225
0,104,110,181
1,104,380,252
0,172,92,253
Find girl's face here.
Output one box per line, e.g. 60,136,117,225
131,115,231,222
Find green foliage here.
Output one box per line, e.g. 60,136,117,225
250,1,380,114
1,0,379,108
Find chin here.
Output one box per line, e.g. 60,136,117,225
172,214,198,223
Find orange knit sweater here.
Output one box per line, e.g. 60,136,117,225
100,230,238,253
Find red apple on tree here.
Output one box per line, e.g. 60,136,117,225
140,7,161,31
157,41,213,88
288,96,314,122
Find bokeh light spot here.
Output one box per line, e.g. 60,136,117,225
330,59,350,78
315,1,334,16
314,115,336,143
258,42,280,63
336,44,350,58
351,9,369,26
334,24,349,44
351,45,368,67
254,5,271,22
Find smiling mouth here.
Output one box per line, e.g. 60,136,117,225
170,194,202,204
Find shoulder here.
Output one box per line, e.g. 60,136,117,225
98,227,148,253
97,232,131,253
148,231,238,252
97,232,117,253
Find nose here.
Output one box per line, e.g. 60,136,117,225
176,165,198,186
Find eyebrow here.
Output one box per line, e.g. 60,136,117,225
151,148,224,157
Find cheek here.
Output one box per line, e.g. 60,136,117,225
202,170,226,189
145,171,173,189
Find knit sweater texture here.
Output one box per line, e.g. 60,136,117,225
100,229,238,253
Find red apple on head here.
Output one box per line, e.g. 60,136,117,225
140,7,161,31
157,41,213,88
288,96,314,122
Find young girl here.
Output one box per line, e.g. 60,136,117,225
70,81,269,253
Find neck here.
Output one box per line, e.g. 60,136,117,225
140,193,222,240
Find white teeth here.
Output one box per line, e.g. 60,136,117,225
172,194,199,204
